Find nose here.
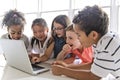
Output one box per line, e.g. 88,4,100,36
36,32,42,38
56,30,63,35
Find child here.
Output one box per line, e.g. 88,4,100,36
29,18,54,64
51,15,71,58
52,5,120,80
30,15,71,64
1,10,29,48
32,15,70,63
56,24,93,64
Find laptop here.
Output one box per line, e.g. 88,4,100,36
0,39,49,75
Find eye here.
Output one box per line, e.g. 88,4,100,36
10,32,15,34
76,33,80,37
53,27,64,31
17,31,22,34
39,30,44,33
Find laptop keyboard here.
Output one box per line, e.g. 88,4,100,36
31,64,45,71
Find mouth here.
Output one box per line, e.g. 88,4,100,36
13,38,20,40
57,34,61,36
37,36,42,39
56,33,62,36
70,44,73,47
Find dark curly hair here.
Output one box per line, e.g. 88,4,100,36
73,5,109,37
2,9,26,28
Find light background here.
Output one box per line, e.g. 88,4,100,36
0,0,119,37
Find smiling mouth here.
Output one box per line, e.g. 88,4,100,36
13,38,20,40
57,34,61,36
70,44,73,47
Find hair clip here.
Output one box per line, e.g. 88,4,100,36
13,14,17,17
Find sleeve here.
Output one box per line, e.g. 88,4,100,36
23,35,29,49
26,37,32,54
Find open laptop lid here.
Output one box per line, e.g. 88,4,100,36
0,39,48,75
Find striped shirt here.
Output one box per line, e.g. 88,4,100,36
91,31,120,79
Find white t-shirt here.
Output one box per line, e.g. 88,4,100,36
91,31,120,79
28,35,53,57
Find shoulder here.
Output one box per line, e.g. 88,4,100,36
95,31,120,55
19,34,29,44
97,31,120,46
1,33,9,39
21,34,29,40
101,31,119,40
22,34,28,38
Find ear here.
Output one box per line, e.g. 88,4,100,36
45,27,49,32
47,28,49,32
89,31,99,41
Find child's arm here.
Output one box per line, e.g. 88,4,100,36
56,44,72,60
56,50,67,60
53,60,92,70
67,62,92,70
31,42,54,63
39,42,54,62
51,64,100,80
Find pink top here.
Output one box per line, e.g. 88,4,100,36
72,47,93,63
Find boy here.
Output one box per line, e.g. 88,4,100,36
52,5,120,80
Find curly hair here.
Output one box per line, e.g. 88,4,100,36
73,5,109,36
2,9,26,28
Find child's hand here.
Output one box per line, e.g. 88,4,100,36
31,56,41,64
52,61,68,67
51,65,64,76
62,44,72,53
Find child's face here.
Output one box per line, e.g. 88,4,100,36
32,25,48,42
66,31,81,49
53,22,65,37
8,25,23,40
73,24,94,48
